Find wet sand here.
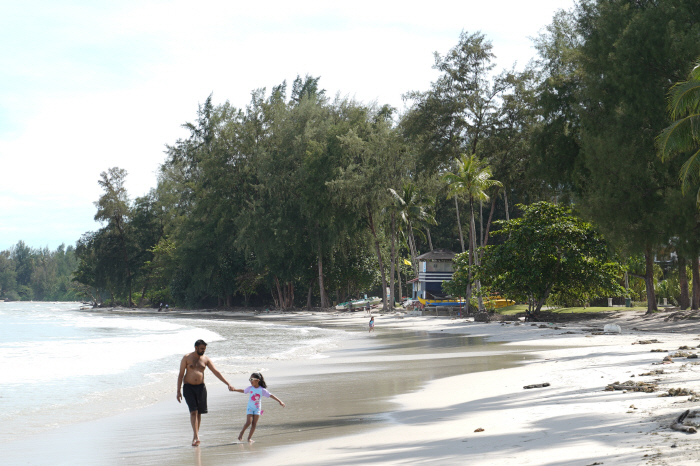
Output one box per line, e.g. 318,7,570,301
259,312,700,466
2,317,544,466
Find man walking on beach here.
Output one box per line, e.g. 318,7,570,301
177,339,236,446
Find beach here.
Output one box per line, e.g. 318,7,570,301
4,305,700,465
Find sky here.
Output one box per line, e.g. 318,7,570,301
0,0,575,251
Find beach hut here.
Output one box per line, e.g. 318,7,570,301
409,249,462,306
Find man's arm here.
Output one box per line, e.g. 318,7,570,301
177,355,187,402
206,359,235,391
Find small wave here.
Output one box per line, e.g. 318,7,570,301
2,327,225,384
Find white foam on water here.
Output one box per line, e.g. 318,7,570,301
0,303,347,442
1,326,224,384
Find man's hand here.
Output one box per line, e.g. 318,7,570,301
177,391,182,403
228,384,235,391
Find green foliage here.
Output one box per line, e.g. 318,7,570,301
441,250,471,298
443,154,501,204
658,56,700,202
0,242,79,301
531,0,700,312
61,10,700,311
475,202,625,313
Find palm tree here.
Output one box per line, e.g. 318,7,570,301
657,58,700,311
657,58,700,200
443,154,502,312
389,184,436,279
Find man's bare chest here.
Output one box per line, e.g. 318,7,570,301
187,357,207,372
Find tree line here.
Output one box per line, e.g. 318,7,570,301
70,0,700,312
0,241,80,301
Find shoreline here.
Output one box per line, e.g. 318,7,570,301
9,306,700,464
3,307,540,465
253,310,700,465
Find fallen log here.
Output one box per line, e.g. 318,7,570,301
604,380,657,392
671,410,697,434
524,383,550,389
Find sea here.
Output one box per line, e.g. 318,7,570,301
0,302,344,444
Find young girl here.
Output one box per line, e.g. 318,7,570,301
232,372,285,443
369,316,375,333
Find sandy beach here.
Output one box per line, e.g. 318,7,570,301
253,310,700,466
6,308,700,465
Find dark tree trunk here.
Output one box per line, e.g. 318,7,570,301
317,237,330,308
407,221,419,278
465,199,474,312
644,248,658,313
480,200,483,248
483,194,497,249
504,189,510,221
693,256,700,311
470,199,484,311
307,278,316,310
389,213,396,309
274,276,285,310
396,248,403,303
679,256,690,310
270,286,279,308
137,282,149,307
455,195,465,253
368,204,388,310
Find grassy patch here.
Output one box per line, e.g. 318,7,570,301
495,304,528,315
496,305,644,315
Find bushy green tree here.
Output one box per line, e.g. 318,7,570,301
532,0,700,312
474,202,624,314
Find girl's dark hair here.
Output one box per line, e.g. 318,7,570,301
251,372,267,389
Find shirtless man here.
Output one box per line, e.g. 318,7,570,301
177,339,235,446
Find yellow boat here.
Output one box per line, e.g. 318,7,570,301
484,296,515,309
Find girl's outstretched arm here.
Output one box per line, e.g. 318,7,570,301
232,388,244,393
270,394,285,407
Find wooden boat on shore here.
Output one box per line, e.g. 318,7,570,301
335,297,382,310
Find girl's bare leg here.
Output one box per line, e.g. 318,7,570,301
247,415,260,442
238,415,252,441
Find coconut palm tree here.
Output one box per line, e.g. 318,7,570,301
443,154,502,311
388,184,435,279
657,59,700,311
658,58,700,201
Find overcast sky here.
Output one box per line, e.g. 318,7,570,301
0,0,574,251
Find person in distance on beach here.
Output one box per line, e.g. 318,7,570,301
177,339,236,446
232,372,285,443
369,316,375,333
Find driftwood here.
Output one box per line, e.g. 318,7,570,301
659,388,696,397
604,380,656,392
639,369,665,376
524,383,550,389
671,410,697,433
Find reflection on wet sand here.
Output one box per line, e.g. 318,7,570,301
3,324,545,466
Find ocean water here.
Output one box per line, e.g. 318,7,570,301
0,302,343,443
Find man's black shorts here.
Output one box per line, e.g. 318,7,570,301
183,383,208,414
